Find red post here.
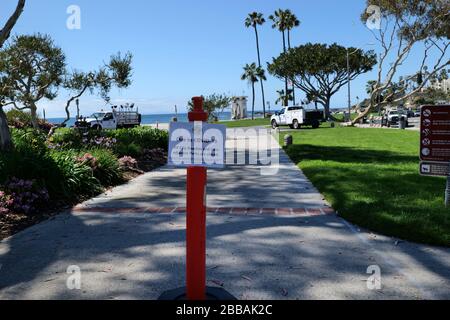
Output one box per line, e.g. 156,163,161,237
186,97,208,300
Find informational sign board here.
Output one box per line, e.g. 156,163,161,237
168,122,226,169
420,161,450,177
420,105,450,162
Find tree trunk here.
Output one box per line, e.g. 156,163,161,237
251,83,256,120
282,31,289,107
0,107,12,151
0,0,26,48
324,97,331,120
287,29,296,105
254,26,266,118
30,103,38,129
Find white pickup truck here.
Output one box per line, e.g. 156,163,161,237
271,106,324,130
76,107,142,130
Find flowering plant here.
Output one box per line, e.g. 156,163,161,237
118,156,138,169
1,178,50,215
76,153,98,170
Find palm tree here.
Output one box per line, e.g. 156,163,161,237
269,10,289,106
245,12,267,118
284,10,300,105
241,63,265,120
275,89,293,107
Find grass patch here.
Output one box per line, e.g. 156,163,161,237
283,126,450,247
221,118,270,128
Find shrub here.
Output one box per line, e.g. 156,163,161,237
83,149,123,186
1,178,49,215
12,129,48,155
114,142,142,158
49,150,103,198
119,156,138,169
0,130,62,198
50,128,84,149
0,190,11,215
50,127,168,156
105,127,169,155
6,109,54,132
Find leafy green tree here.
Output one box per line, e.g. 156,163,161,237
0,0,25,151
245,12,267,118
187,93,232,122
0,34,66,129
353,0,449,124
62,52,133,126
268,43,377,118
241,63,265,120
275,89,293,106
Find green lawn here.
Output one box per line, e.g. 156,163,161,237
283,125,450,247
221,118,270,128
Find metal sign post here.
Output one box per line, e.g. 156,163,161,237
159,97,235,301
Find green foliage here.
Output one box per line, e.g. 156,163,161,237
113,142,142,158
0,34,66,124
187,94,232,122
87,149,122,186
49,150,102,198
51,126,168,158
62,52,133,124
6,109,53,131
0,128,126,203
50,127,84,148
105,127,169,155
361,0,449,40
268,43,377,115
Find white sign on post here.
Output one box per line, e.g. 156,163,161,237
168,122,226,169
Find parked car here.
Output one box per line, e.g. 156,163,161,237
384,109,409,128
271,106,324,129
76,105,141,130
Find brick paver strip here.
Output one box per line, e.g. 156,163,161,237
247,208,261,215
306,208,323,216
72,206,335,216
232,208,248,215
292,208,307,215
276,208,293,216
322,207,336,215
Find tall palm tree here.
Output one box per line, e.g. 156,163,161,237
241,63,265,120
275,89,293,107
245,12,267,118
269,10,289,106
284,10,300,105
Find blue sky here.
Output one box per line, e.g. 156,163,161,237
1,0,433,117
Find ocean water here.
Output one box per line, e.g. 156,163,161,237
48,112,233,127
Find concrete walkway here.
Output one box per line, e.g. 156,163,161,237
0,129,449,300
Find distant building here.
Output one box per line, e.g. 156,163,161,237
231,96,248,120
430,78,450,93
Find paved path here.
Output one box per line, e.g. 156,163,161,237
0,129,449,300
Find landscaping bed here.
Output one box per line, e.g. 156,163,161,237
283,125,450,247
0,126,168,240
